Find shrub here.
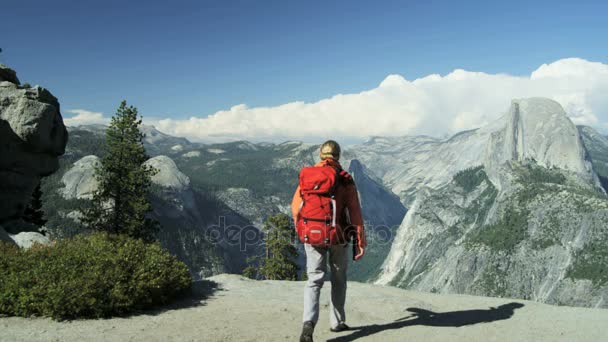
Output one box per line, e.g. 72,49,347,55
466,206,529,251
0,232,192,320
567,240,608,287
453,166,487,192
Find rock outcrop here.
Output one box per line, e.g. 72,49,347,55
578,125,608,191
60,155,100,199
145,155,197,217
0,64,67,239
348,159,406,229
144,156,254,277
483,98,596,188
145,156,191,192
0,65,68,221
375,98,608,308
0,65,20,84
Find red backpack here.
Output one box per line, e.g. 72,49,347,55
296,165,352,246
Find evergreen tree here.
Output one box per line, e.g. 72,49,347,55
243,213,299,280
82,101,159,242
22,183,47,228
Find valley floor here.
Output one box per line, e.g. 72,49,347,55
1,274,607,342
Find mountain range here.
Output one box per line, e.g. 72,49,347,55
40,98,608,308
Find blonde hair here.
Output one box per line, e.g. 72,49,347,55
320,140,341,160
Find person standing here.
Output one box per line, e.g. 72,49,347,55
291,140,366,342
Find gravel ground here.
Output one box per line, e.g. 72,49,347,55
1,274,607,342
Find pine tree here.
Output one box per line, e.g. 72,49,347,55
82,100,159,242
22,183,47,228
243,213,299,280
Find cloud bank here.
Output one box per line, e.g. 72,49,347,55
63,109,109,126
67,58,608,142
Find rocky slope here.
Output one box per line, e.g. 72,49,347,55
0,64,67,246
145,155,255,277
1,274,607,342
346,159,407,280
375,98,608,308
578,125,608,191
53,153,253,277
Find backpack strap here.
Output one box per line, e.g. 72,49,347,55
339,169,353,183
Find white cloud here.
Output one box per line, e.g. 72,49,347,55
126,58,608,142
63,109,109,126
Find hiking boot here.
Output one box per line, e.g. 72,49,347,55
330,323,350,332
300,321,314,342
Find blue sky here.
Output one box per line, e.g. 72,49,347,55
1,0,607,141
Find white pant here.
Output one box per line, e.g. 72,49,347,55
302,243,348,328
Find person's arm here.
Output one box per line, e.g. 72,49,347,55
291,185,302,227
346,184,366,260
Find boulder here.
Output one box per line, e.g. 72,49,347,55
0,65,68,225
9,231,51,249
0,64,20,84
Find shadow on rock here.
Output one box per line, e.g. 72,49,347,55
327,302,525,342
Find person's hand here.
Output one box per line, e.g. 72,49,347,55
354,246,365,261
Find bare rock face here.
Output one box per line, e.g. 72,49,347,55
145,155,190,191
0,64,68,228
60,155,101,199
0,65,20,84
9,231,51,249
375,99,608,308
483,98,595,188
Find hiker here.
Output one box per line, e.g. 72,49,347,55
291,140,366,342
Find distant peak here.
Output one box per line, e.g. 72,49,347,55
491,97,590,176
144,155,190,191
510,97,563,111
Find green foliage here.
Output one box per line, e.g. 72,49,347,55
520,163,567,185
21,82,31,88
513,162,567,186
453,166,487,192
0,233,192,320
244,214,299,280
176,141,317,199
81,101,159,242
466,206,529,251
476,262,509,297
530,213,561,250
64,130,107,158
567,240,608,287
22,184,47,228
